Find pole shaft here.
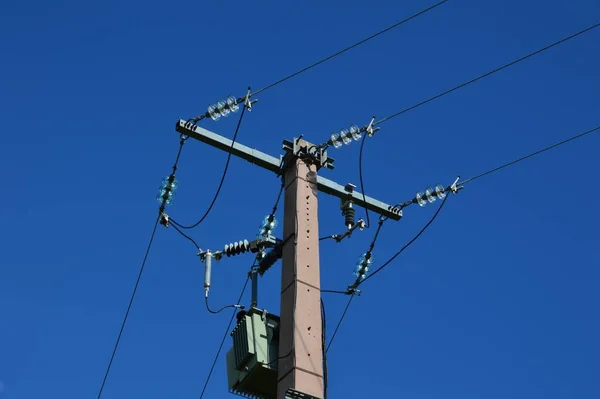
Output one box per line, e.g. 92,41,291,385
277,144,324,399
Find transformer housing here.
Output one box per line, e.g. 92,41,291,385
226,307,280,398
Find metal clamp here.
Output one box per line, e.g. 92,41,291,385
159,212,169,227
365,116,380,137
450,176,463,194
244,87,258,111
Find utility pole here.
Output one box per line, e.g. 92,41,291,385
277,140,324,399
175,120,401,399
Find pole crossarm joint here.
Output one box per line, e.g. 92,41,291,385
176,119,402,220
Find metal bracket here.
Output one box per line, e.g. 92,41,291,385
285,389,321,399
159,212,169,227
450,176,463,194
346,286,362,296
175,120,401,220
334,219,365,243
340,183,356,210
282,137,335,171
243,87,258,112
365,116,380,137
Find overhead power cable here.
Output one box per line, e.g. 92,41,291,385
95,216,160,399
351,23,599,221
170,222,201,250
324,196,448,352
360,195,449,285
325,294,354,353
191,1,449,122
199,273,251,399
459,125,600,186
322,21,600,153
205,295,244,315
172,104,247,230
96,137,188,399
321,299,329,399
251,0,449,98
358,133,371,228
373,21,600,126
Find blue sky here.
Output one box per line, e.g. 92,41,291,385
1,1,599,398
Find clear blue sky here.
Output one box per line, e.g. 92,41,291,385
1,1,599,398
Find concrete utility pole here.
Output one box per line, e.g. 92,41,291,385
277,140,323,398
176,120,401,399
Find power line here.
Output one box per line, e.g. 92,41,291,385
360,194,449,286
172,105,247,230
323,196,448,355
321,298,328,399
95,215,160,399
459,125,600,186
358,133,371,228
205,294,244,315
96,137,188,399
191,1,449,122
170,222,201,250
250,0,449,98
199,274,250,399
374,21,600,126
325,294,354,353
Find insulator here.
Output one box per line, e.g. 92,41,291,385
207,104,221,121
226,96,239,113
340,128,351,145
425,188,436,203
435,184,446,200
217,100,229,117
344,207,355,228
156,175,176,206
330,132,343,148
416,191,427,207
224,239,250,257
354,252,373,280
349,125,362,141
161,176,178,192
258,215,277,237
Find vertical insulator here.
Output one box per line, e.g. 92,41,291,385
344,207,355,228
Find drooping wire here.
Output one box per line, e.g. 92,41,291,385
96,137,188,399
459,125,600,186
198,273,251,399
205,295,244,315
358,133,371,228
170,221,201,250
360,194,449,286
325,294,354,353
172,104,247,230
250,0,449,98
373,21,600,127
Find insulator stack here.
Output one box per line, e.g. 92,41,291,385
207,96,240,121
330,125,362,148
157,175,178,206
343,207,355,228
354,252,373,281
415,184,446,207
224,240,250,257
258,215,278,238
